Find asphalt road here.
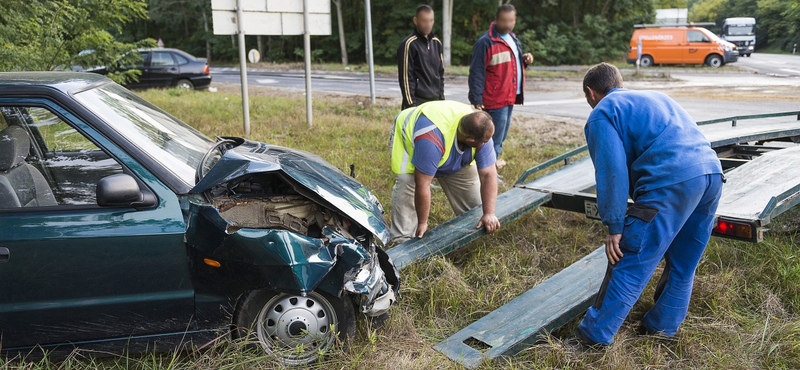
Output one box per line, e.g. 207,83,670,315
211,53,800,122
736,52,800,76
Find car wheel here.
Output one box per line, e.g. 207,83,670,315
706,54,723,68
746,53,752,57
233,290,355,365
175,79,194,90
639,55,654,68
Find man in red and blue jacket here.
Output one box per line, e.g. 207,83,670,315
468,4,533,169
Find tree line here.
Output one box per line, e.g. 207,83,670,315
1,0,798,82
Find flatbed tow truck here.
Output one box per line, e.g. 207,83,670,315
386,111,800,368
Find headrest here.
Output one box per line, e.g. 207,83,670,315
0,126,31,171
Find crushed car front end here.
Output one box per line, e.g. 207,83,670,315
183,138,399,363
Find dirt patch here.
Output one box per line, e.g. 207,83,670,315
512,112,586,146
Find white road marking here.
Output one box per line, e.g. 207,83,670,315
779,68,800,75
255,78,279,84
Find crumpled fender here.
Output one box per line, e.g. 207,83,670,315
186,202,377,296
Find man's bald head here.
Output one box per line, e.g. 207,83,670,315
459,111,494,147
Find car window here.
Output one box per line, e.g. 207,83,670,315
0,106,123,209
137,52,150,68
173,53,189,65
152,52,175,66
687,30,710,43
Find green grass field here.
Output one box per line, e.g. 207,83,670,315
3,86,799,369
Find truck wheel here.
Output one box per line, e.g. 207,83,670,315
640,55,654,68
175,79,194,90
233,290,355,365
706,54,723,68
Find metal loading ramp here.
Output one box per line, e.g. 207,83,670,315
385,112,800,368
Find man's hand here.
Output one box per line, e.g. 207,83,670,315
473,104,484,110
416,222,428,238
605,234,623,265
522,53,534,65
477,213,500,233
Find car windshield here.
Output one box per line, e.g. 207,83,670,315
74,82,215,187
727,26,754,36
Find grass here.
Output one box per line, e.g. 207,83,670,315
3,85,800,369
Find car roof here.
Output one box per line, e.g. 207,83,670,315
137,48,198,59
0,72,110,95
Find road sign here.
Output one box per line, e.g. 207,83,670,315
248,49,260,63
210,0,332,131
211,0,331,36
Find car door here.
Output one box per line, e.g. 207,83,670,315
0,99,195,350
686,30,712,64
126,51,152,89
147,51,180,88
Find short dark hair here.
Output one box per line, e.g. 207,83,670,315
459,111,494,140
496,4,516,18
416,5,433,16
583,62,623,95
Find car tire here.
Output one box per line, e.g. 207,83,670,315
175,79,194,90
706,54,723,68
639,55,654,68
746,53,752,57
232,290,355,365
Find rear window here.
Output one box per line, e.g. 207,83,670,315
173,53,189,65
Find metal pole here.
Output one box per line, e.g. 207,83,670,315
235,0,250,136
364,0,376,104
303,0,313,126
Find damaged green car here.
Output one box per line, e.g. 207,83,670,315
0,72,399,365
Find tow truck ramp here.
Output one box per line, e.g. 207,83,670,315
386,112,800,368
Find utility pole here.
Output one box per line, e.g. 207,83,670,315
364,0,376,103
303,0,313,126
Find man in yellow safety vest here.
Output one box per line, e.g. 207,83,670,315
389,100,501,243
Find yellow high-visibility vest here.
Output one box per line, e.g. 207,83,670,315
390,101,476,175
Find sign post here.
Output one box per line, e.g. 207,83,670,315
235,0,250,135
636,37,642,73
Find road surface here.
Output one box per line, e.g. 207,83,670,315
211,53,800,122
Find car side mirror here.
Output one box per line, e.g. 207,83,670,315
96,174,156,208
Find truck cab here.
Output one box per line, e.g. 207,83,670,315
721,17,756,57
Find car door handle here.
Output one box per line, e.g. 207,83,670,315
0,247,9,263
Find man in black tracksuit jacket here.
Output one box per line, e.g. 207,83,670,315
397,5,445,109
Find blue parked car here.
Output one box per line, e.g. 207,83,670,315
0,72,398,365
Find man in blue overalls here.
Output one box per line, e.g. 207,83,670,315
569,63,724,350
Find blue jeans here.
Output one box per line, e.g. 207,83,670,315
577,173,723,345
485,105,514,157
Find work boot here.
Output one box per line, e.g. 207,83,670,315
563,332,606,355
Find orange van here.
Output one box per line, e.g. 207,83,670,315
627,26,739,68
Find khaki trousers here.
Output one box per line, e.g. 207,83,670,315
390,165,481,243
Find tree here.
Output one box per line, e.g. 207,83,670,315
0,0,154,83
332,0,349,65
442,0,453,67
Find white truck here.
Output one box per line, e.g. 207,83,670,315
722,17,756,57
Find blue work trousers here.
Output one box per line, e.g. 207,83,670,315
577,173,724,345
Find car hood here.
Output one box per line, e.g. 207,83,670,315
190,139,391,244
